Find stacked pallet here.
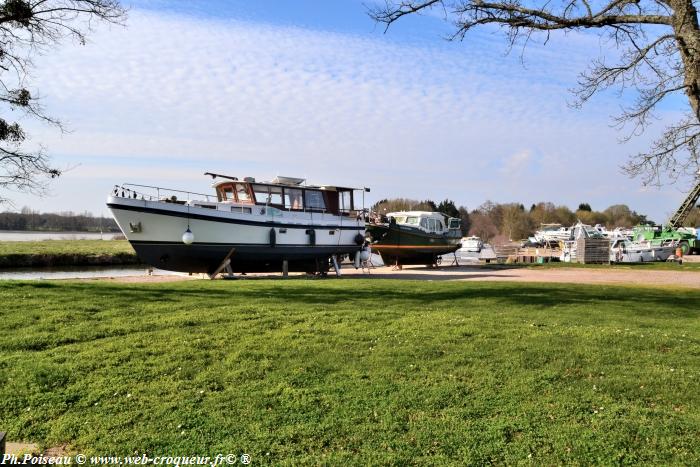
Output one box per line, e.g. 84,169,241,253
517,247,561,262
576,238,610,264
494,244,519,262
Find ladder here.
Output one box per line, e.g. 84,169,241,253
667,176,700,229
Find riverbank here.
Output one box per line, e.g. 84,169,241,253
0,240,139,268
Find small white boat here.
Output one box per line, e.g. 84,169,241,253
534,223,572,243
610,239,676,263
460,236,483,252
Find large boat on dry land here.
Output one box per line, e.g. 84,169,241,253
107,173,368,275
366,211,461,267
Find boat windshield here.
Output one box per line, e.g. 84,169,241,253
221,185,234,201
284,188,303,210
420,217,444,233
235,183,251,202
305,190,326,211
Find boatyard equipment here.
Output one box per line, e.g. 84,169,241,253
633,172,700,255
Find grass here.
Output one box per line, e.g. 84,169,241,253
0,279,698,465
0,240,138,268
0,240,135,256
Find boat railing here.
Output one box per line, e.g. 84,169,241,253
111,184,215,203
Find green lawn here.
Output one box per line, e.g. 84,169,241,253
0,279,698,464
0,240,138,267
0,240,135,256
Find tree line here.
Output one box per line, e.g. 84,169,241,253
372,198,700,242
0,207,120,232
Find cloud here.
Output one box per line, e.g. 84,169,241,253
8,7,686,220
500,150,534,176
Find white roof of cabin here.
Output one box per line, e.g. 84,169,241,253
387,211,446,220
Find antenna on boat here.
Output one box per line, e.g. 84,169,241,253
204,172,238,181
362,187,370,218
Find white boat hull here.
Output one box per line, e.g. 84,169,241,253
610,244,675,263
107,196,365,273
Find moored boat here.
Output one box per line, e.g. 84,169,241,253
107,173,368,274
366,211,461,266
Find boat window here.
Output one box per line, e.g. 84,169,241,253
435,219,444,232
269,186,283,206
251,184,270,204
420,218,429,230
394,216,407,224
220,185,234,202
235,183,251,203
305,190,326,211
284,188,303,210
340,191,352,213
406,217,419,225
448,218,460,229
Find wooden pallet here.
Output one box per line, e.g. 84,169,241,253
576,238,610,264
517,247,560,263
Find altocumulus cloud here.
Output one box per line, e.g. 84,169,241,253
12,7,685,219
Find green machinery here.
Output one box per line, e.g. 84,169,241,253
633,174,700,255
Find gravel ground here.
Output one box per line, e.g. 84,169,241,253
342,264,700,289
86,263,700,289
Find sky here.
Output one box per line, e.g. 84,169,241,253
5,0,697,223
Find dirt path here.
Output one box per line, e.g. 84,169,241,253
344,265,700,289
88,265,700,289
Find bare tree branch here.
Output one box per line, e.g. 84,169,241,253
368,0,700,186
0,0,126,204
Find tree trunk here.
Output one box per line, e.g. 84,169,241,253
669,0,700,120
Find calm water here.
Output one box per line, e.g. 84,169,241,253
0,231,122,241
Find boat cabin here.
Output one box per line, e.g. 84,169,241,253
387,211,460,234
212,175,360,216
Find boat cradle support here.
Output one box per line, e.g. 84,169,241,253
208,247,236,280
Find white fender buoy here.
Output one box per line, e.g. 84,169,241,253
182,227,194,245
360,246,371,262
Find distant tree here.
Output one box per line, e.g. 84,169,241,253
372,197,439,214
372,198,414,214
0,208,119,231
529,202,557,226
578,203,592,212
576,209,608,226
437,198,459,218
369,0,700,186
501,203,532,240
477,200,504,231
468,211,498,241
685,206,700,226
0,0,126,204
604,204,644,227
416,199,438,211
553,205,576,226
457,206,471,235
